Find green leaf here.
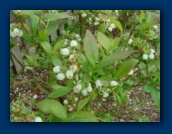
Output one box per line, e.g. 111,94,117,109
48,85,72,98
108,37,121,51
21,109,28,115
30,15,39,34
22,30,33,44
47,114,63,122
142,23,155,30
96,50,135,69
150,71,160,78
141,10,146,20
134,14,142,24
39,41,52,55
46,79,57,88
138,62,147,75
67,111,99,122
115,59,139,79
83,30,98,66
145,11,160,24
43,12,70,21
82,73,91,83
116,94,122,105
39,30,47,41
19,10,41,15
37,99,67,120
109,16,123,33
45,20,58,36
151,88,160,107
93,68,105,76
143,85,160,107
54,39,65,51
98,23,108,33
97,32,111,50
82,60,93,71
49,54,63,66
77,98,90,111
96,112,114,122
143,84,155,93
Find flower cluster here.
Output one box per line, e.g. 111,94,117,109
108,23,116,32
53,64,78,81
10,27,23,38
142,49,155,60
81,12,87,18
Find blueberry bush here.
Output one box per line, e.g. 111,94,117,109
10,10,160,122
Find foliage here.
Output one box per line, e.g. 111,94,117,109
10,10,160,122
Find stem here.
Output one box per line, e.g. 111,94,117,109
123,26,134,51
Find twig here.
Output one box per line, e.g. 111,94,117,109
123,26,134,51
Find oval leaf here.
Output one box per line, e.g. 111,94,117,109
48,85,72,98
144,85,160,107
77,98,89,111
67,111,99,122
82,73,91,83
84,30,98,66
45,20,59,36
39,41,52,55
108,37,121,51
43,12,70,21
98,23,108,33
30,15,39,34
37,99,67,120
54,39,65,51
96,50,135,69
19,10,41,16
50,54,63,66
151,88,160,108
39,30,47,41
97,32,111,50
115,59,139,79
109,16,123,33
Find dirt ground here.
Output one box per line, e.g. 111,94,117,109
10,71,160,122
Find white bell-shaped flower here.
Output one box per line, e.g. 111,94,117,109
69,54,76,62
149,53,154,59
56,73,65,80
63,99,68,105
53,66,61,73
108,26,113,32
35,117,42,122
110,23,116,29
76,84,82,91
142,54,148,60
70,40,78,47
153,25,159,30
95,80,103,88
74,97,78,101
128,70,134,75
103,92,109,98
60,48,70,55
128,39,133,44
75,34,80,38
86,86,92,92
110,81,118,86
150,49,155,54
33,94,37,99
82,89,88,96
66,70,73,79
13,28,20,35
70,65,77,73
